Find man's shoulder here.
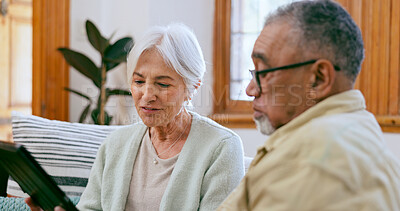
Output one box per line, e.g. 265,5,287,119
288,109,386,164
276,109,384,163
300,109,381,140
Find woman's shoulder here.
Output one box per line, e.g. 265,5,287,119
190,111,241,142
102,122,147,147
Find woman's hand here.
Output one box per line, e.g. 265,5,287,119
25,197,66,211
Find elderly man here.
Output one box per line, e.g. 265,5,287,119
218,0,400,210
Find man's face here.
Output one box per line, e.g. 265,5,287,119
246,22,315,135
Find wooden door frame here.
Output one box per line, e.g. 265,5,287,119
32,0,70,121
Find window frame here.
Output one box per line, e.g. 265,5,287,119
212,0,254,128
212,0,400,132
337,0,400,133
33,0,70,121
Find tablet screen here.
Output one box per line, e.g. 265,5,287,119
0,141,78,211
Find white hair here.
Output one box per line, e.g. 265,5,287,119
254,114,276,135
126,23,206,99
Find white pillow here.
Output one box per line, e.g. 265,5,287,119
8,111,124,197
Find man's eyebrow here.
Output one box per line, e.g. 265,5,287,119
251,52,269,66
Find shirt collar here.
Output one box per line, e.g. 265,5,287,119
260,89,366,151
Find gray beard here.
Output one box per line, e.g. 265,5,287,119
254,115,276,135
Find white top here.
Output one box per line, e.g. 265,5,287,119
125,130,179,211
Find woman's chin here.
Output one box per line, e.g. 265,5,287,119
140,116,169,128
142,119,161,127
138,108,186,128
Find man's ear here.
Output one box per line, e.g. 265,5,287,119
309,59,336,100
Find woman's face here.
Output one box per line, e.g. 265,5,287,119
131,48,188,127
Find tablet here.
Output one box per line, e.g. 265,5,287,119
0,141,78,211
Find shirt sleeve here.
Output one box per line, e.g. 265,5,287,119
250,160,354,211
199,135,245,211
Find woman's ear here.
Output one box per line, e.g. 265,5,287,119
185,79,201,101
184,91,192,102
194,80,202,89
309,59,336,100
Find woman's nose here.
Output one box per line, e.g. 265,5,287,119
246,79,260,98
142,84,157,102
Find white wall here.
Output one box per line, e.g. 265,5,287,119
69,0,213,125
69,0,399,159
383,133,400,160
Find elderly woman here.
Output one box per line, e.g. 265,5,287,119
75,23,243,211
26,23,244,211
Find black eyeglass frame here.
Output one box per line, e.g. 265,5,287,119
249,59,340,92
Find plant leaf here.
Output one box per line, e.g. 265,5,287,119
104,61,120,71
64,87,92,101
104,37,134,68
109,31,117,41
103,57,122,63
91,109,112,125
86,20,109,54
91,109,100,124
58,48,101,87
106,88,131,97
79,104,91,123
65,87,92,123
104,112,113,125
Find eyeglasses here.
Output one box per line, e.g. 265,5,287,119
249,59,341,92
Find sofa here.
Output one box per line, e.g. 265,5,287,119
0,112,124,209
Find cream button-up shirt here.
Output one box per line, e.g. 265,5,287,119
218,90,400,211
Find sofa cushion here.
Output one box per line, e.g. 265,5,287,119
0,196,80,210
7,112,124,197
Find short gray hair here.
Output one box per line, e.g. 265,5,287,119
127,23,206,98
265,0,365,82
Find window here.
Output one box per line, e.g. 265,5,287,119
213,0,400,132
212,0,293,128
230,0,293,101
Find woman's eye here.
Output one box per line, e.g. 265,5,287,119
134,80,144,85
158,83,170,88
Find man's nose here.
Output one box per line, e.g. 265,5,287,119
246,79,260,98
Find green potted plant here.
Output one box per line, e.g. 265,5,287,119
58,20,134,125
